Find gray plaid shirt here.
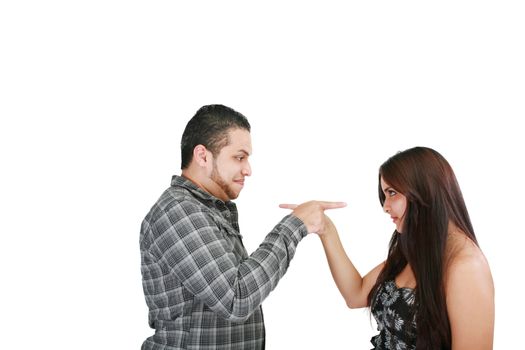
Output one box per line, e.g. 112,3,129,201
140,175,307,350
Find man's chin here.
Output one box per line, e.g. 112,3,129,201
228,192,240,200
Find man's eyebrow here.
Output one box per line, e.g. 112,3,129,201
236,149,251,156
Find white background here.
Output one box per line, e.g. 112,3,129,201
1,1,523,349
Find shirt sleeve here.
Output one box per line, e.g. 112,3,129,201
147,198,307,323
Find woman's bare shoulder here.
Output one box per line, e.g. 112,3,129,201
446,232,493,290
445,233,495,348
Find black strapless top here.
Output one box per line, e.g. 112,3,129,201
370,280,417,350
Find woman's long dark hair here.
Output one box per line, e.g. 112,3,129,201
368,147,478,349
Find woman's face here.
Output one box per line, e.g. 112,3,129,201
380,176,408,233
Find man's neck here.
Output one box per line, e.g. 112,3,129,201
181,170,228,202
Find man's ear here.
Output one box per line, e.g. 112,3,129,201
193,145,210,167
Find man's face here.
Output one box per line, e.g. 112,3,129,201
208,128,252,201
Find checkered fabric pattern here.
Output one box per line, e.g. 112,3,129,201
140,175,307,349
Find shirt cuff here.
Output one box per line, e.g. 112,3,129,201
279,214,308,244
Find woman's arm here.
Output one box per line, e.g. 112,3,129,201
446,249,495,349
320,215,384,308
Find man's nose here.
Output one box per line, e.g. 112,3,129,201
242,161,252,176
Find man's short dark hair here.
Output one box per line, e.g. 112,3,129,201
180,104,251,169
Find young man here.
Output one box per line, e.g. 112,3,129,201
140,104,345,349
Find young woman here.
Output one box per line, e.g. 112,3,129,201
320,147,494,349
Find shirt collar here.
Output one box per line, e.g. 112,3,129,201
171,175,236,210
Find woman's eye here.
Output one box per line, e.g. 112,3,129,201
388,190,396,197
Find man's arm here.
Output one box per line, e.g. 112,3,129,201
146,199,307,323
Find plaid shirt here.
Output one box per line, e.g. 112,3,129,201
140,175,307,350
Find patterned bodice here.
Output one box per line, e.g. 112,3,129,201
370,280,417,350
